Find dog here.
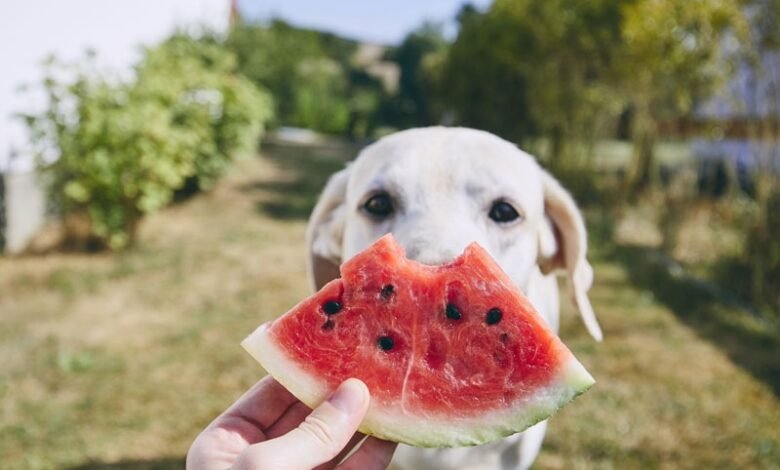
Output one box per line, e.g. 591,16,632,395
306,127,602,470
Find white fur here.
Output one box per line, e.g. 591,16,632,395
306,127,602,470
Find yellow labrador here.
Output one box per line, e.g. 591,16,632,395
306,127,602,470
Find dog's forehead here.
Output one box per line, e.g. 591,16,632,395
349,128,542,196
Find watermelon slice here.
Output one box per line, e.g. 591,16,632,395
242,235,594,447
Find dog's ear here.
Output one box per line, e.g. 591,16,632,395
537,170,603,342
306,166,351,291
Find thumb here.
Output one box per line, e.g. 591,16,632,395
234,378,370,470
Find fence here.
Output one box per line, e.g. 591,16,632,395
0,170,46,254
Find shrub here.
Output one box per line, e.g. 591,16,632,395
290,58,350,134
24,34,272,249
744,188,780,318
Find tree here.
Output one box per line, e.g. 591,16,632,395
386,22,448,128
751,0,780,49
227,19,384,137
291,57,350,134
443,0,625,164
442,4,535,144
618,0,748,193
508,0,627,165
228,20,327,127
739,0,780,315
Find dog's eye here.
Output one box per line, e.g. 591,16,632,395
489,200,521,223
363,192,394,218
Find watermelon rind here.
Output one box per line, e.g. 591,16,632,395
242,323,330,407
241,322,595,448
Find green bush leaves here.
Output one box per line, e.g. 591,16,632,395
25,33,273,249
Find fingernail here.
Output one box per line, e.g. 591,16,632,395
328,378,368,413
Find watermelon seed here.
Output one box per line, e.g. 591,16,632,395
486,308,503,325
322,301,342,315
500,333,509,343
380,284,394,300
445,304,462,320
377,335,394,351
322,319,335,331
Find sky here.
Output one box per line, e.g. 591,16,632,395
0,0,230,171
238,0,492,44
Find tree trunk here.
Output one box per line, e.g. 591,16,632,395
626,105,658,195
548,125,565,169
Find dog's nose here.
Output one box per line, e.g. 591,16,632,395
404,243,462,266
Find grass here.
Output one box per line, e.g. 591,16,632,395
1,144,779,469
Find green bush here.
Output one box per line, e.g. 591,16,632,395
24,34,273,249
744,189,780,319
290,58,350,134
227,21,385,137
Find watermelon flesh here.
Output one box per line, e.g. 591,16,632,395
242,234,594,447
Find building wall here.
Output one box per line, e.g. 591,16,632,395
2,171,46,254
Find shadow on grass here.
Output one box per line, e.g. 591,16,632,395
245,143,357,220
610,243,780,396
65,457,184,470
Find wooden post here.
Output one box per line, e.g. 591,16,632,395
230,0,240,27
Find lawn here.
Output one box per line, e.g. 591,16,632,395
1,144,778,469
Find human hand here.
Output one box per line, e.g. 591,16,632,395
186,376,397,470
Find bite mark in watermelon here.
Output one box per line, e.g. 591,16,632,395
242,235,594,447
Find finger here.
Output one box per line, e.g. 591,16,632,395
233,378,370,470
220,375,300,431
315,432,367,470
187,377,300,470
265,401,311,439
337,437,398,470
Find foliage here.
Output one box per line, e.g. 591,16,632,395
227,20,384,137
345,69,384,139
384,22,448,128
24,34,273,249
290,58,350,134
442,1,627,162
742,188,780,317
441,5,535,144
618,0,749,191
228,20,328,125
748,0,780,49
497,0,626,163
437,0,749,184
618,0,744,119
138,34,273,188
